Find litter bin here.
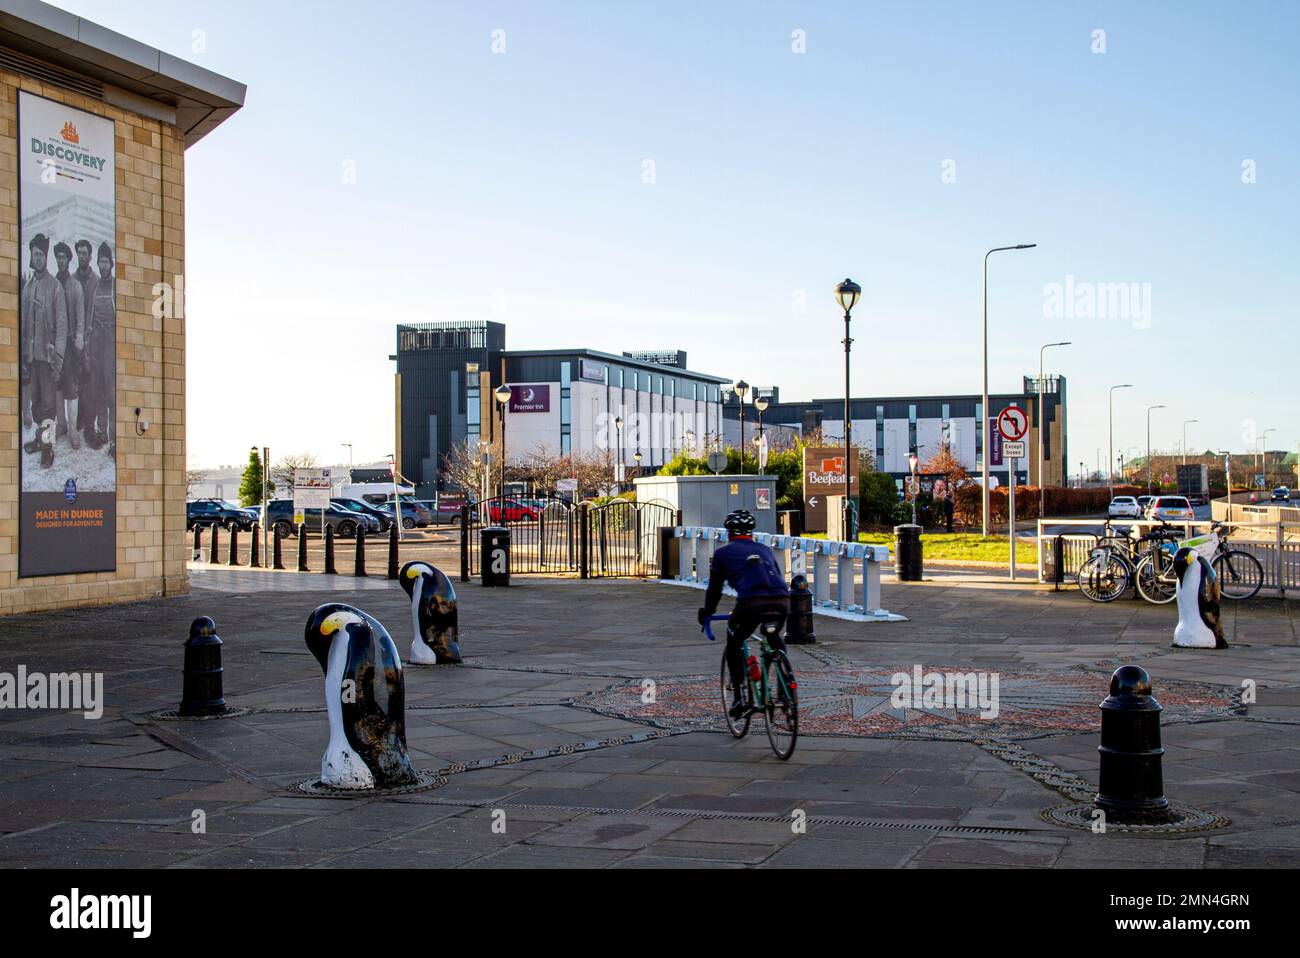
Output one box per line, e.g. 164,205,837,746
481,526,510,587
894,523,923,582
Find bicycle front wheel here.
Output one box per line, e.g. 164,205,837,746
720,653,750,738
1078,552,1130,603
1214,549,1264,600
1134,553,1177,605
762,650,798,760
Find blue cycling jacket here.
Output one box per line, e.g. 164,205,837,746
702,537,790,615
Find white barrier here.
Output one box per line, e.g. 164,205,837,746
668,527,902,622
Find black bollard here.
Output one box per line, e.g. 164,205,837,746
208,523,220,564
192,525,202,558
272,525,284,570
785,574,816,644
387,522,399,579
1095,665,1171,824
179,616,227,717
297,522,309,572
354,525,367,577
249,525,261,568
324,524,337,575
228,526,239,566
894,524,923,582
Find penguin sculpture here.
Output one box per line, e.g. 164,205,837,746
399,560,463,665
304,603,418,788
1172,547,1227,649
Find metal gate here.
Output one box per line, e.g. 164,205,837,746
459,496,677,580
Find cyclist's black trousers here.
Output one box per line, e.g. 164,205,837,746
726,596,791,691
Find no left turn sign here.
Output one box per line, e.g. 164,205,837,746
997,406,1028,441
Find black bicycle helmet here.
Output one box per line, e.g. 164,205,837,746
724,509,756,537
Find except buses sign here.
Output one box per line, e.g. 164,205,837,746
802,445,859,534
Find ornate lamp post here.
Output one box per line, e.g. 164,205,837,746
734,380,750,474
836,278,861,538
613,415,623,491
754,395,769,475
494,384,512,499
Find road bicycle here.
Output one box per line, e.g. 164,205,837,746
1208,522,1265,600
1129,522,1265,603
1078,523,1181,603
702,613,798,760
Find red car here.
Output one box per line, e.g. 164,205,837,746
489,499,539,522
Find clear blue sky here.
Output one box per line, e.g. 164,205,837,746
52,1,1299,473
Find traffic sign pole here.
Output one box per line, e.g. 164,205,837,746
996,407,1029,582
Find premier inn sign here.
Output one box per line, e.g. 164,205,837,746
802,445,860,534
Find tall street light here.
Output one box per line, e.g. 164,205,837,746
836,278,861,538
1181,419,1198,465
754,395,769,475
342,442,353,471
1259,427,1275,487
1146,404,1166,495
981,244,1036,536
1037,340,1070,518
1108,384,1133,499
613,415,623,491
494,384,512,498
734,380,749,474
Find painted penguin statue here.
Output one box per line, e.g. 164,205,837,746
399,560,463,665
304,603,418,788
1172,547,1227,649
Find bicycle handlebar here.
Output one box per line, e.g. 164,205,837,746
701,613,729,642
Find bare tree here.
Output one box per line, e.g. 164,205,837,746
440,439,491,500
185,468,204,498
271,452,320,497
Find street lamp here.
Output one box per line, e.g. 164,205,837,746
734,380,749,474
493,384,511,498
1108,384,1133,499
836,278,861,538
1146,404,1166,495
907,452,919,525
342,442,353,471
1037,341,1070,518
1181,419,1198,465
633,450,642,478
754,395,769,475
613,415,623,491
981,244,1036,536
1259,427,1275,488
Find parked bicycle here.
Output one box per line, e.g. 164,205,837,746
1208,522,1265,600
1078,523,1181,604
702,613,798,760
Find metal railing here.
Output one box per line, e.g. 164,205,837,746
1036,517,1299,598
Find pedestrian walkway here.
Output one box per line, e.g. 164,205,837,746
0,573,1295,868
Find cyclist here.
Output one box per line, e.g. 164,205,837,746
697,509,790,719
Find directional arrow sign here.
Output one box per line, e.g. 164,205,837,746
997,406,1029,441
808,496,819,508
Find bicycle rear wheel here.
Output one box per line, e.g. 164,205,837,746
1078,551,1131,603
720,652,750,738
762,650,798,760
1214,549,1264,600
1134,553,1177,604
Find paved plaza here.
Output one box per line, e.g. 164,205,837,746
0,566,1297,869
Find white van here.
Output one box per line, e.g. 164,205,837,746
338,482,414,507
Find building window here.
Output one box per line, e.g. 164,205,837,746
560,362,571,452
876,405,884,459
908,404,917,454
975,402,983,460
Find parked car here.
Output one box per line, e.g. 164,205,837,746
1136,495,1155,516
1272,486,1291,502
429,499,468,525
264,499,382,539
1146,496,1195,522
331,497,393,533
375,498,433,530
1108,495,1141,519
187,499,255,532
488,498,540,522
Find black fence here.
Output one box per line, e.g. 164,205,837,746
460,496,678,580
